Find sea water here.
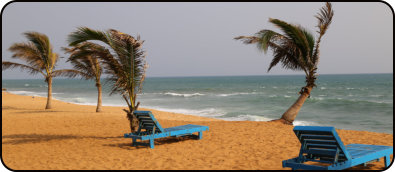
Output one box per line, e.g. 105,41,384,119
2,73,393,134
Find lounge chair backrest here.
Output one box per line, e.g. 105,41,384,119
293,126,351,163
134,111,165,134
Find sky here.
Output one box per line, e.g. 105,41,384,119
1,2,393,79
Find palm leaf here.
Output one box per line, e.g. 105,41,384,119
51,69,87,78
68,27,109,46
8,42,45,69
2,61,44,76
315,2,334,35
67,27,148,112
269,19,313,66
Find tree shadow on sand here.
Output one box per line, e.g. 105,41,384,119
104,135,200,150
2,106,38,111
2,134,122,145
13,110,69,114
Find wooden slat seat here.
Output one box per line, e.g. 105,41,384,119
282,126,393,170
124,111,209,149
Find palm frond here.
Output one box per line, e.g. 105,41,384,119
269,19,313,65
51,69,88,78
8,42,45,69
67,27,148,111
315,2,334,35
64,42,107,80
2,61,44,76
23,32,55,70
312,2,334,66
234,36,260,44
68,27,109,46
255,29,287,53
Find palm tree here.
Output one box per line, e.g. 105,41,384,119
63,42,110,112
234,2,334,124
67,27,148,132
2,32,81,109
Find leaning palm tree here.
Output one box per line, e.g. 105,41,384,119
63,42,110,112
67,27,148,132
2,32,81,109
234,2,334,124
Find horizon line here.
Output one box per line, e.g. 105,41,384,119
2,72,393,80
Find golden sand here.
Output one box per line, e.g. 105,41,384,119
2,92,393,170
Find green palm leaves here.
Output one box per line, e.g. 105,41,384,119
67,27,148,131
64,42,109,112
235,19,316,74
5,32,57,76
234,2,334,124
67,27,147,121
64,42,106,81
2,32,80,109
235,2,333,85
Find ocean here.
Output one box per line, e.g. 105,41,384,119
2,73,393,134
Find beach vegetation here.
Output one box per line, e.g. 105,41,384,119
67,27,148,132
234,2,334,124
2,32,81,109
63,42,109,112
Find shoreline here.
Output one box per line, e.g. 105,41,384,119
3,90,393,134
2,92,393,170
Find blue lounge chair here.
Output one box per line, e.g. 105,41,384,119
282,126,393,170
124,111,209,149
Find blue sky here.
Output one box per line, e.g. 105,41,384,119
2,2,393,79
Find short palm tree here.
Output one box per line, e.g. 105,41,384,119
67,27,148,132
2,32,80,109
234,2,334,124
63,42,110,112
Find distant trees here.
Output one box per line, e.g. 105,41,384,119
235,2,334,124
2,32,80,109
68,27,148,132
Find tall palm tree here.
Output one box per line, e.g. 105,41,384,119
67,27,148,132
2,32,81,109
63,42,110,112
234,2,334,124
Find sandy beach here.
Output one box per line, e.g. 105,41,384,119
2,92,393,170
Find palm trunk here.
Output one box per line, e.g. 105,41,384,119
126,110,139,132
96,83,102,112
45,77,53,109
279,86,313,124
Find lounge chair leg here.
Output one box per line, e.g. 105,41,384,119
132,138,136,146
149,139,154,149
384,155,390,167
198,131,203,140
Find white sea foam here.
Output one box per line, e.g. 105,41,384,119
164,92,205,97
141,106,226,117
8,90,47,97
73,98,88,103
284,95,291,98
220,115,273,121
320,87,326,90
24,84,30,87
369,95,383,97
217,92,256,97
310,97,324,101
